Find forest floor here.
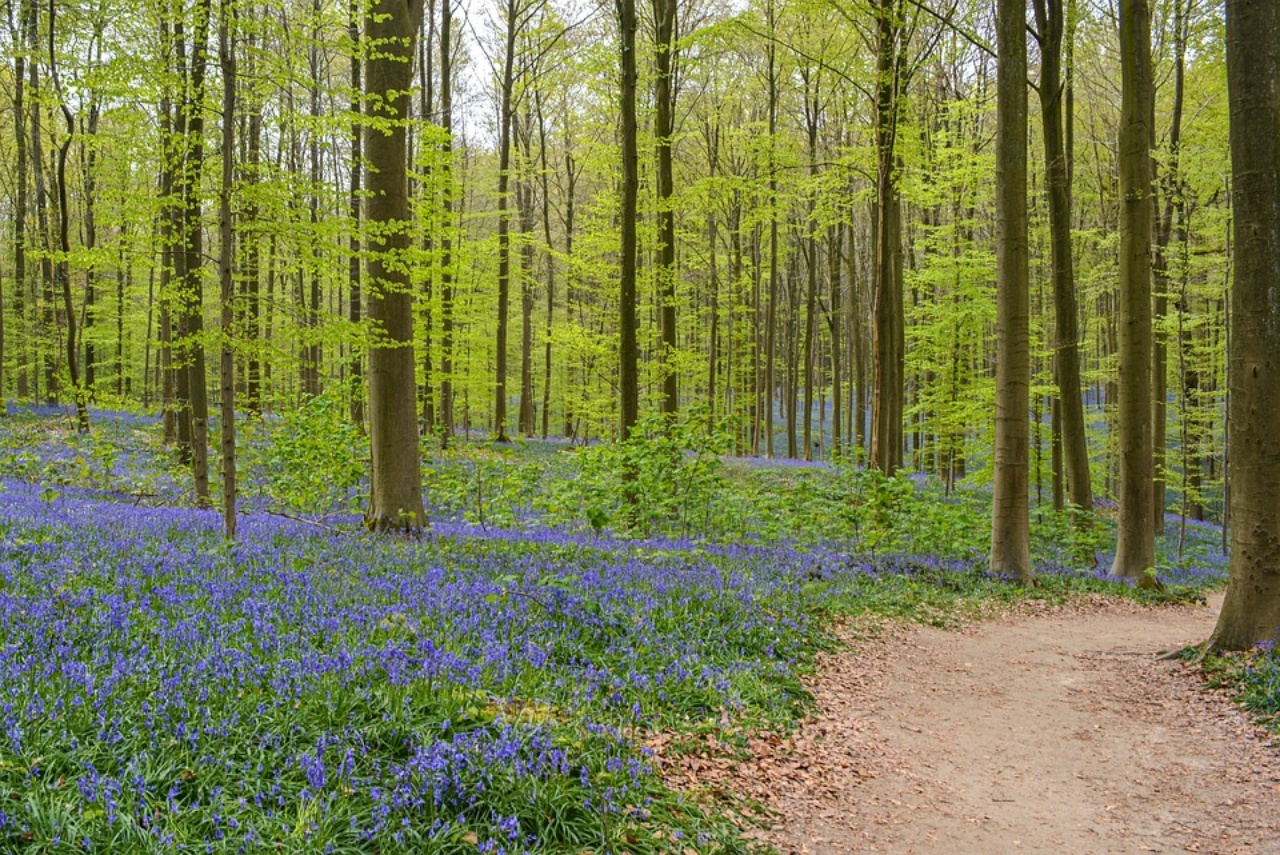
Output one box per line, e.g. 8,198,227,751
662,594,1280,854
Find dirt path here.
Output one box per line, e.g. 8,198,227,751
672,597,1280,854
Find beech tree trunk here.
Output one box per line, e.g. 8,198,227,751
1151,0,1188,536
493,0,519,442
617,0,639,439
10,2,29,403
438,0,455,443
1110,0,1156,580
1033,0,1092,520
1209,0,1280,650
653,0,678,416
49,0,87,432
870,0,905,475
347,0,363,425
991,0,1031,582
364,0,427,532
218,0,237,539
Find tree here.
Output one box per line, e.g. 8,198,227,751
1208,0,1280,650
990,0,1031,582
1031,0,1092,520
48,0,87,431
364,0,427,532
218,0,237,539
618,0,639,439
869,0,906,475
652,0,678,416
1110,0,1156,580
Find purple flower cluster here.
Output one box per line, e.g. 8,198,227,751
0,479,823,852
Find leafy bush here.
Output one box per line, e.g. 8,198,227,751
549,408,733,536
244,389,368,514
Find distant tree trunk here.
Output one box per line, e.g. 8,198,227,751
80,38,102,401
828,223,842,457
417,2,435,432
850,223,867,456
157,68,177,443
304,0,324,399
991,0,1031,582
437,0,455,443
617,0,639,439
364,0,427,532
764,8,778,457
1209,0,1280,650
1111,0,1156,580
705,119,720,422
115,242,127,395
653,0,678,416
10,2,29,403
1151,0,1188,536
347,0,363,425
560,141,579,438
177,0,213,503
536,91,555,439
1033,0,1092,520
802,72,820,460
244,40,263,417
517,119,536,436
28,3,55,405
218,0,237,539
870,0,905,475
49,0,87,432
493,0,518,442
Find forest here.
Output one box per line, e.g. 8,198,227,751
1,0,1279,850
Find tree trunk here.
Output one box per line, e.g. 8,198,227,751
617,0,639,439
1033,0,1092,520
828,223,842,457
49,0,87,432
244,30,263,417
1110,0,1156,580
438,0,455,443
10,3,28,403
304,0,324,400
536,91,555,439
218,0,237,539
493,0,518,442
870,0,905,475
347,0,363,425
653,0,677,416
991,0,1031,582
764,12,778,457
364,0,427,532
179,0,213,502
1151,0,1188,536
802,74,820,460
1209,0,1280,650
517,121,536,436
81,54,101,401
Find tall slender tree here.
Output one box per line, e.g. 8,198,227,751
618,0,639,440
218,0,237,539
653,0,678,416
1032,0,1092,520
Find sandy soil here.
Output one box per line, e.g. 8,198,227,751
659,596,1280,854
